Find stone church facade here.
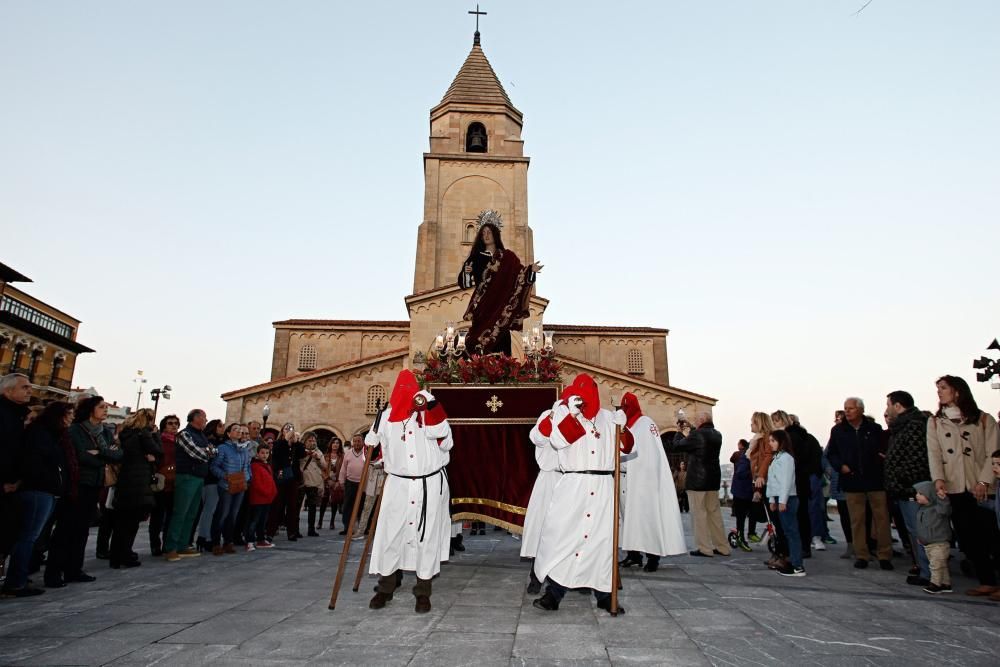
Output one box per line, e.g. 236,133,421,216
222,33,715,444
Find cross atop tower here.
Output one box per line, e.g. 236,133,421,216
469,4,487,45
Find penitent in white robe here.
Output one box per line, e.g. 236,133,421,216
365,398,452,580
619,415,686,556
520,410,562,559
533,406,618,593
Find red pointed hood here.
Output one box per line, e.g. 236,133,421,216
388,370,421,422
570,373,600,420
621,392,642,428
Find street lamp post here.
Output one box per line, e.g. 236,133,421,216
262,403,271,430
972,338,1000,398
150,385,172,420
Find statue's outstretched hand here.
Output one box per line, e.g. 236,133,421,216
530,262,543,273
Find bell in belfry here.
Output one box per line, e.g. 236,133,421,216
466,123,487,152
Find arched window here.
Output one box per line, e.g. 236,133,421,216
366,385,387,415
627,349,644,376
297,345,317,371
465,122,487,153
464,222,477,244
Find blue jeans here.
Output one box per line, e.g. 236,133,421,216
808,475,829,539
897,499,930,579
778,496,802,568
7,491,55,589
212,488,245,546
198,483,220,541
246,504,270,543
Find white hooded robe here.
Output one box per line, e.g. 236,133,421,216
619,415,687,556
365,391,452,580
520,410,562,559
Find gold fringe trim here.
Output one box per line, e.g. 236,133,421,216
452,511,523,535
451,497,526,516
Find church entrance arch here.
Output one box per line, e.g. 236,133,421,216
303,425,344,453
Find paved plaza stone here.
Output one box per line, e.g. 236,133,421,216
1,510,999,666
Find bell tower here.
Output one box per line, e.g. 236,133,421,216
412,31,533,293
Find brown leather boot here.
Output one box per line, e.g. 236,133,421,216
223,543,236,554
414,595,431,613
212,545,224,556
369,592,393,609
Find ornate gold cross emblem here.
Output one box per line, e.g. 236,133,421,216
485,395,504,413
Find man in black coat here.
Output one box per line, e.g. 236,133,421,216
668,412,729,557
884,390,931,585
0,373,32,575
826,397,892,570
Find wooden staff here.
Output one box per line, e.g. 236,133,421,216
611,424,622,616
353,473,385,591
328,402,383,610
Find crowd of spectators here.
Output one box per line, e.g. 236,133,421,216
2,370,998,601
0,372,352,597
715,375,1000,593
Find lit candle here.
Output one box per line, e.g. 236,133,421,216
532,326,540,339
435,335,445,350
544,332,554,350
521,334,529,348
457,334,466,350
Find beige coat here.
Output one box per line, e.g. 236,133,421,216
300,450,328,489
927,413,998,494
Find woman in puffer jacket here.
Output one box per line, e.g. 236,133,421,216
209,423,251,555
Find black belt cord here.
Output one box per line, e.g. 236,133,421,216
565,470,614,476
390,467,445,542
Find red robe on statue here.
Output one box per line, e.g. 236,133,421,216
462,249,534,354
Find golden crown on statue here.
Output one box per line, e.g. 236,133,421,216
476,209,503,230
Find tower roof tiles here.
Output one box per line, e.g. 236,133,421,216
439,39,516,110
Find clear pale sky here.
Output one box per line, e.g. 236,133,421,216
2,1,998,456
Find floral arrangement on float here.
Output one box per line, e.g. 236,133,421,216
420,323,562,386
422,353,562,386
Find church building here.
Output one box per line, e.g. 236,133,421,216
222,31,715,445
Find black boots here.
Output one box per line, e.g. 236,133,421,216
597,596,626,615
619,551,644,568
643,555,660,572
526,565,542,594
532,591,560,611
307,507,319,536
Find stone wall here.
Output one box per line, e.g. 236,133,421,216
559,357,714,439
282,329,408,377
551,333,667,385
225,355,406,443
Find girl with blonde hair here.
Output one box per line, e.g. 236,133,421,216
111,408,161,568
746,412,774,543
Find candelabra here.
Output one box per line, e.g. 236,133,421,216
433,322,468,376
522,326,554,374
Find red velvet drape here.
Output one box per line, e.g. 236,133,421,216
447,423,539,528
